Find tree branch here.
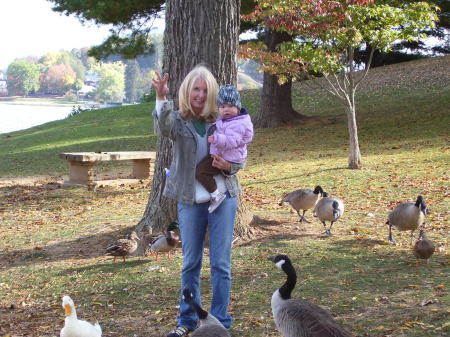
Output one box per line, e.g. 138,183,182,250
324,75,345,101
354,47,375,90
332,73,347,98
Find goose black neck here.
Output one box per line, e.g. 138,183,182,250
186,298,208,320
279,260,297,300
415,195,423,207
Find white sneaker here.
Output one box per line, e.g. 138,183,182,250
208,192,226,213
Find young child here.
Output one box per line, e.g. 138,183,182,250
196,84,254,213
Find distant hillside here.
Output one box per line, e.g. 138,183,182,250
238,72,262,90
294,55,450,94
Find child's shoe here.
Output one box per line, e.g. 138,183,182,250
208,192,226,213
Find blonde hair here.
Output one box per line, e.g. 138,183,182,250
178,65,218,122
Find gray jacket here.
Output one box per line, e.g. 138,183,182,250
153,100,243,205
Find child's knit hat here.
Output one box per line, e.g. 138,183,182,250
217,84,241,109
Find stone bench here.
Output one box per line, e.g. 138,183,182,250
59,151,156,186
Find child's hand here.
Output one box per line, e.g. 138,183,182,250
208,135,215,143
212,154,231,172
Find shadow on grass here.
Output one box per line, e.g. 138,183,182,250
0,225,145,271
334,238,387,247
0,301,61,336
243,166,348,187
59,259,151,275
239,233,310,248
0,180,144,201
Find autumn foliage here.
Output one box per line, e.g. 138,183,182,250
239,0,437,83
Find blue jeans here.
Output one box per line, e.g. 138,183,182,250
176,194,237,330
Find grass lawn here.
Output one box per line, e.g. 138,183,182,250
0,57,449,336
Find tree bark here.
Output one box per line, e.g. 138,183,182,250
254,29,306,129
137,0,255,240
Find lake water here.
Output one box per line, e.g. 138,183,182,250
0,101,74,134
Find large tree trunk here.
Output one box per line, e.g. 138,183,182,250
254,29,306,128
137,0,255,240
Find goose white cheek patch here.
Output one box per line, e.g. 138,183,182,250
275,259,285,269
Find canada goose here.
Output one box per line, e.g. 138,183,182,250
60,296,102,337
413,229,435,265
105,231,140,263
387,195,428,243
279,185,325,223
313,192,344,235
268,255,352,337
182,288,231,337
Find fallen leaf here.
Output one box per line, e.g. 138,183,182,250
372,325,385,331
403,321,424,328
420,298,436,306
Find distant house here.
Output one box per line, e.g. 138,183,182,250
85,71,99,87
84,80,97,87
78,84,96,97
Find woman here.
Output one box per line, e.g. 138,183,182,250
151,65,243,337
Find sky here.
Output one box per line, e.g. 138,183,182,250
0,0,164,71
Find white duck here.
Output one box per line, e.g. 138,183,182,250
60,296,102,337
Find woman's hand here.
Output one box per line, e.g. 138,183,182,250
151,71,169,100
211,154,231,172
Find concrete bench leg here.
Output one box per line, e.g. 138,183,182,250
64,161,97,185
132,159,150,179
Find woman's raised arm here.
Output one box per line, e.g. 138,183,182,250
151,71,169,100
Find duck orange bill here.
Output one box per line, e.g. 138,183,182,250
64,304,72,316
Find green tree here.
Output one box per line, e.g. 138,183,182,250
124,59,141,103
352,0,449,68
242,0,438,169
73,78,84,101
41,63,77,94
47,0,259,59
136,69,154,102
6,60,40,96
40,51,86,83
48,0,164,58
93,62,125,103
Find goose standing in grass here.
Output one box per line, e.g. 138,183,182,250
105,231,140,263
279,185,325,223
413,229,435,265
387,195,428,243
60,296,102,337
148,222,180,260
182,288,231,337
268,255,352,337
313,192,344,235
